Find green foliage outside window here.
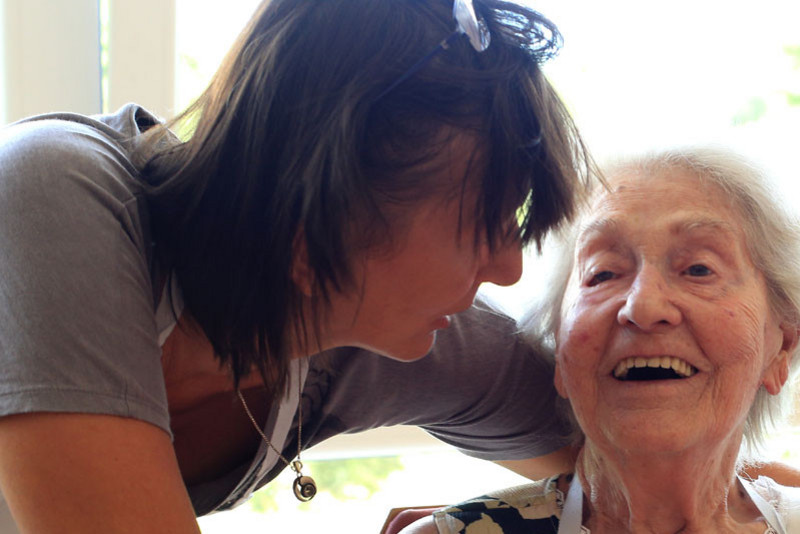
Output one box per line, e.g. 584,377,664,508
785,45,800,69
731,43,800,126
732,97,768,126
247,456,404,514
784,45,800,107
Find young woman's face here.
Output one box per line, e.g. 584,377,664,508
554,169,791,455
321,139,524,360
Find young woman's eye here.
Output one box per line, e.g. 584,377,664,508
684,264,713,277
588,270,615,287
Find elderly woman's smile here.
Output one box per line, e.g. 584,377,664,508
612,356,697,380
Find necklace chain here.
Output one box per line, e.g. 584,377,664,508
236,367,317,502
237,388,300,469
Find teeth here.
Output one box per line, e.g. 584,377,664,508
613,356,697,379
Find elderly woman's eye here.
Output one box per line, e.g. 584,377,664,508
588,270,615,286
684,264,712,277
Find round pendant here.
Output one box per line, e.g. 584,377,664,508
293,475,317,502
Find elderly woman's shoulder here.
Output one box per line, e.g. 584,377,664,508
750,476,800,532
401,475,565,534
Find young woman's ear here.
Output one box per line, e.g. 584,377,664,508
290,231,314,297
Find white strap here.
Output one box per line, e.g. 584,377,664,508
224,358,309,508
738,475,785,534
557,475,587,534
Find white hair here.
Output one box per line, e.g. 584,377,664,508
521,146,800,451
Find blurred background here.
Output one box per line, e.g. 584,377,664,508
2,0,798,531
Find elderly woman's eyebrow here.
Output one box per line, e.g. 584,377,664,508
575,218,623,249
673,218,737,239
575,217,738,251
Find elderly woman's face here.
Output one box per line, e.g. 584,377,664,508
554,169,791,453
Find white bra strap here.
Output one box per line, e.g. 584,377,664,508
738,475,785,534
557,474,586,534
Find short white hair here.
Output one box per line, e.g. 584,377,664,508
521,146,800,451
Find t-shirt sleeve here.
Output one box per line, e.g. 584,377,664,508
0,118,170,435
302,298,573,460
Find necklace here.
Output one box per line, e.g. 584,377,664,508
237,380,317,502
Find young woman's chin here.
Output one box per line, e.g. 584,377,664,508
371,325,452,362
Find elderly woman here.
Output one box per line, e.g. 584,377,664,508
402,147,800,533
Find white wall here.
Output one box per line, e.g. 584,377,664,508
0,1,6,125
0,0,101,124
106,0,175,120
0,0,176,125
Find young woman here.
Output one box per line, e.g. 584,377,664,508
0,0,591,531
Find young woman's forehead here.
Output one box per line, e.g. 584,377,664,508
413,131,486,199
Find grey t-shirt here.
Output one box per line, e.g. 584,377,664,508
0,104,168,431
0,105,571,516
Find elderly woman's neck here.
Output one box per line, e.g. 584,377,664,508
576,440,766,533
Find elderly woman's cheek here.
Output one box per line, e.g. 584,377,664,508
712,299,776,384
560,300,604,351
556,325,604,385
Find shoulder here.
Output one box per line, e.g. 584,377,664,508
750,476,800,531
0,111,145,199
306,295,567,457
312,294,548,402
435,294,552,365
0,110,152,257
447,295,520,338
0,110,168,437
430,476,563,534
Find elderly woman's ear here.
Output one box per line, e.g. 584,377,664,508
762,322,800,396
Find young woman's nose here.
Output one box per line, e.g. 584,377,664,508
477,234,524,287
616,266,682,330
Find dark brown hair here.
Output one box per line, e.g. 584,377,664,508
142,0,594,394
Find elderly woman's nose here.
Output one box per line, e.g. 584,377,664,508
616,267,682,330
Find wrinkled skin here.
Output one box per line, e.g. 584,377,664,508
553,169,795,533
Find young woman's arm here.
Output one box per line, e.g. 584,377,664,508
0,413,201,534
493,445,578,480
398,516,439,534
497,447,800,488
741,460,800,487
